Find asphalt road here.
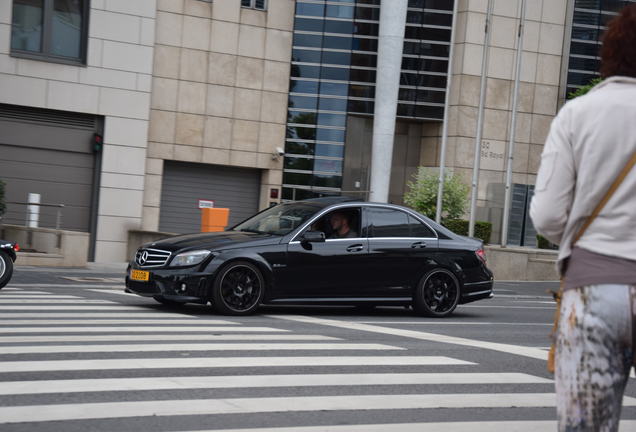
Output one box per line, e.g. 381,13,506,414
1,267,635,431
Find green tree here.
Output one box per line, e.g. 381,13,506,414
567,77,602,99
404,169,469,221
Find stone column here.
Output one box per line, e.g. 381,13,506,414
369,0,408,203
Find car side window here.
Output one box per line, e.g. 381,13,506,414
408,214,436,238
306,207,362,239
367,208,410,237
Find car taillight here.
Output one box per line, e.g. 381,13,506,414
475,248,486,263
13,243,19,252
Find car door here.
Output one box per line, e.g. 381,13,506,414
365,207,438,297
282,206,369,298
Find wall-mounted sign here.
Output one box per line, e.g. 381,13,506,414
198,200,215,209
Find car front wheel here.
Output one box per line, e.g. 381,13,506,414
0,251,13,289
413,268,460,317
211,261,264,315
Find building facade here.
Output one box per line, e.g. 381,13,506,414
0,0,629,262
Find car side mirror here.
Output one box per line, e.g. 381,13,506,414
301,231,325,243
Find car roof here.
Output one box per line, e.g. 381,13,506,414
298,196,363,206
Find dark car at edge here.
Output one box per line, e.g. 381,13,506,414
126,197,494,317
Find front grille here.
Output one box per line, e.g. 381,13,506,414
135,248,171,268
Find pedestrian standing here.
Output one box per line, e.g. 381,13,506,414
530,4,636,431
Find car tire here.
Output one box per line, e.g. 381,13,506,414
0,250,13,290
153,296,186,307
211,260,264,316
413,268,460,318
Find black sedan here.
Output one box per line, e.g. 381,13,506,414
126,197,493,317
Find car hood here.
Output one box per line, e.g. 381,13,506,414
141,231,280,252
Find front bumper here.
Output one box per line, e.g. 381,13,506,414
125,265,211,303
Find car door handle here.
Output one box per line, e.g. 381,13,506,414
346,244,365,252
411,241,427,248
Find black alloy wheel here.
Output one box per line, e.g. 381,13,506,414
0,251,13,289
153,296,186,307
212,261,264,315
413,269,460,317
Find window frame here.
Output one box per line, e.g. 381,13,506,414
10,0,90,65
241,0,267,11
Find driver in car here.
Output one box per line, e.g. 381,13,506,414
327,211,358,239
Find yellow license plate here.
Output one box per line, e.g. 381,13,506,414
130,269,150,282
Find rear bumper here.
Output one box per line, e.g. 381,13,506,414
459,280,494,304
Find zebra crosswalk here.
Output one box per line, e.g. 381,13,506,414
0,287,634,431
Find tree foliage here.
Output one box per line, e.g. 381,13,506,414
404,169,469,221
567,77,603,100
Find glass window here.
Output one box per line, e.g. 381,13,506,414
350,68,376,83
352,37,378,52
284,157,313,171
568,56,600,72
400,72,447,88
314,174,342,188
295,18,324,32
11,0,43,53
286,141,315,155
316,128,345,142
571,26,599,41
408,215,436,237
289,95,318,110
326,4,354,18
349,84,375,98
315,143,344,157
317,113,346,127
284,171,313,186
292,64,321,79
351,53,376,67
353,22,379,36
347,99,374,114
311,207,361,239
407,10,453,26
320,66,351,81
11,0,88,63
296,2,324,16
324,19,354,34
570,41,600,57
318,97,348,111
321,50,352,65
314,158,343,173
319,81,349,96
292,49,322,63
323,35,353,50
287,126,317,140
293,33,323,48
355,6,380,21
242,0,267,10
290,79,319,94
404,26,451,41
367,208,411,237
289,111,317,125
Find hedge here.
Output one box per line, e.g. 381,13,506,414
443,219,492,244
536,234,558,250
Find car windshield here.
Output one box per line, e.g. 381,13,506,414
231,202,322,236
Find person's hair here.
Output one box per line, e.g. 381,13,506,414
600,4,636,79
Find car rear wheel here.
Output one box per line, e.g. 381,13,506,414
0,250,13,289
153,296,186,307
413,269,460,317
211,261,264,315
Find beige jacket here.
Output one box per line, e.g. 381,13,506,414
530,76,636,269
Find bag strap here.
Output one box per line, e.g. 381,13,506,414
572,151,636,244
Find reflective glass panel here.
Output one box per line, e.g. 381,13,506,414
570,42,600,57
321,51,352,65
314,159,343,173
347,99,374,114
323,35,353,50
353,22,378,36
287,126,317,140
52,0,83,58
355,6,380,20
408,215,436,237
324,19,354,34
293,33,323,48
284,157,313,171
319,82,349,96
289,95,318,110
571,26,599,41
290,79,319,94
315,143,344,157
11,0,43,53
313,174,342,188
326,5,354,18
367,208,410,237
352,37,378,52
317,113,346,127
295,17,324,32
349,68,376,83
316,128,345,142
320,66,351,80
291,64,321,79
349,84,375,98
292,49,322,63
296,2,325,17
318,97,348,111
289,111,317,125
286,141,315,155
351,53,376,67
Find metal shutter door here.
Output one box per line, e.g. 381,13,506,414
159,161,261,234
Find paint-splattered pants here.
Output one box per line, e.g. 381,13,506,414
556,284,635,431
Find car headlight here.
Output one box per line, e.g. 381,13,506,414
169,250,211,267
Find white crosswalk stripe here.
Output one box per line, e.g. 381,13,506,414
0,288,610,431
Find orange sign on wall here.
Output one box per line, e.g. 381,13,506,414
201,207,230,232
